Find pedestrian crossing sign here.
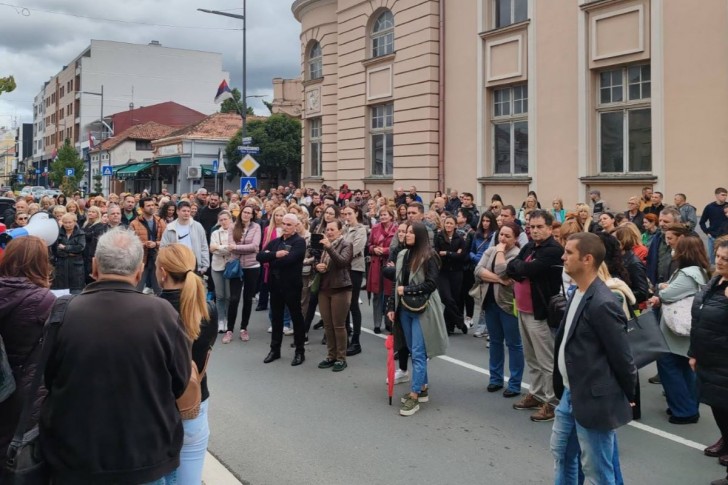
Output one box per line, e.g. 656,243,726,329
102,165,113,176
240,176,257,195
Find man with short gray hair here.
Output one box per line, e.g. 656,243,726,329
40,227,191,484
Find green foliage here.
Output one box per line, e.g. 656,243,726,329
93,173,103,193
219,88,255,116
225,114,301,185
0,76,16,95
49,139,85,193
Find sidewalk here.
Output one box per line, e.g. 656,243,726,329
202,451,242,485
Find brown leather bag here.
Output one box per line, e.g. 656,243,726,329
177,350,210,420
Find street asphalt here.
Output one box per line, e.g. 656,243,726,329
205,303,724,485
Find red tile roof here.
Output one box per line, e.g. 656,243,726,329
109,101,207,134
155,112,266,143
91,121,176,152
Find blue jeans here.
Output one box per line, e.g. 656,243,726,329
142,471,177,484
269,305,291,328
176,399,210,485
399,309,428,395
211,270,230,323
708,235,716,265
551,388,624,485
484,302,524,393
657,353,699,418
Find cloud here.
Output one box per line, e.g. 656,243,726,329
0,1,302,126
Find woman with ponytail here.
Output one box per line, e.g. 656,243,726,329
156,244,217,484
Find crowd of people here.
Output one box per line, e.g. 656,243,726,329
1,182,728,484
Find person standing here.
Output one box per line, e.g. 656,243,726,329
82,206,106,284
674,193,698,231
644,191,665,216
52,213,86,294
689,241,728,485
130,197,166,295
225,206,262,342
551,232,637,484
589,190,610,223
367,206,397,333
506,209,564,422
386,222,449,416
316,219,354,371
434,214,469,334
120,194,137,227
210,211,234,334
156,244,217,484
624,196,645,232
474,222,524,398
0,237,56,457
342,204,367,356
256,213,307,366
39,228,191,484
700,187,728,265
160,201,209,276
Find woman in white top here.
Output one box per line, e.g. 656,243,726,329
210,210,233,333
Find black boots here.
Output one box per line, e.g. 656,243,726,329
346,334,362,356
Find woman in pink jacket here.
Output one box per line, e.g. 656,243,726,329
224,205,262,342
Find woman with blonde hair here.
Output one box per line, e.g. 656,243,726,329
156,244,217,485
52,205,67,225
52,212,86,293
575,203,598,233
66,200,85,227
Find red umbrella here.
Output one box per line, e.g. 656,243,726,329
385,334,395,405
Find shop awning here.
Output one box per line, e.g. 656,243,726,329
200,164,216,176
115,162,152,178
155,156,181,166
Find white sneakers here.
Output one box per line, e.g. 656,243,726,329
464,316,473,328
218,319,227,333
387,369,411,385
283,327,294,336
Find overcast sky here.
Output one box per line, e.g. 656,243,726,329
0,1,301,127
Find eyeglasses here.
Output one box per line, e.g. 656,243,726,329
16,217,28,221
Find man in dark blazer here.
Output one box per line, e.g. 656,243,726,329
257,213,307,366
550,232,637,484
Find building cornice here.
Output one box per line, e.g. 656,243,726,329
292,0,337,22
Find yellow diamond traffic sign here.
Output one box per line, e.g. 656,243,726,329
237,154,260,176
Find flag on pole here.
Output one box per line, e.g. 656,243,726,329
214,80,234,104
88,131,96,149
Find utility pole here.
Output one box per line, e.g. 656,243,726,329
81,85,106,195
198,2,247,139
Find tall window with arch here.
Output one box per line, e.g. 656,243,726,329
371,10,394,58
308,41,323,80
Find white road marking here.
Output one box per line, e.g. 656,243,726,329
357,326,709,451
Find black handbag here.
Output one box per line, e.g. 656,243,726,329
537,280,567,329
625,308,670,369
2,295,74,485
401,293,429,314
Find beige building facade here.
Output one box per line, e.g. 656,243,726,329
292,0,728,211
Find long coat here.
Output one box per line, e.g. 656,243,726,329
688,276,728,408
366,221,397,295
52,226,86,292
393,250,449,359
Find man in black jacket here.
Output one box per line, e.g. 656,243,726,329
551,232,637,484
40,227,191,485
506,209,564,422
257,213,307,366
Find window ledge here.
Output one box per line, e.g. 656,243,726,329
361,53,396,68
302,78,323,88
363,175,394,182
478,176,532,185
580,174,657,185
479,20,530,39
302,176,324,183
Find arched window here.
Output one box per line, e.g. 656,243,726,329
308,41,322,80
371,10,394,58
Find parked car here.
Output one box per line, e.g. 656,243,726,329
44,189,62,198
30,186,46,201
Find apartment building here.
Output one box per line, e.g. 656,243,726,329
32,40,229,180
292,0,728,210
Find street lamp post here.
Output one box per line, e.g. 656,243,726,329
197,2,247,139
81,85,107,195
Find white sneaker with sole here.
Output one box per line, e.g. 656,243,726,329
283,327,294,336
267,326,272,333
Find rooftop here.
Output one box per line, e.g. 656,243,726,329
155,112,267,143
109,101,207,134
91,121,176,152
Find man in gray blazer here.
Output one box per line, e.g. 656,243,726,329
550,232,637,484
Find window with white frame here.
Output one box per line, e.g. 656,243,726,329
371,103,394,176
492,84,528,175
495,0,527,29
598,64,651,173
308,42,322,80
371,10,394,58
309,118,322,177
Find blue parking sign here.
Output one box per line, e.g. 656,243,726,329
65,168,75,177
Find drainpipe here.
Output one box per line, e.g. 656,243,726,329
437,0,446,193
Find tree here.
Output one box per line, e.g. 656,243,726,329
93,174,103,193
49,139,86,194
219,88,255,116
0,76,16,96
225,114,301,186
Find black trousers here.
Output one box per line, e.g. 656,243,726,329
460,266,475,319
713,405,728,442
438,270,464,330
346,270,364,338
269,276,306,353
227,267,260,331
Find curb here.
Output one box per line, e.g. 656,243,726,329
202,451,242,485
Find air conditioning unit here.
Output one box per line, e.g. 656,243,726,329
186,166,200,179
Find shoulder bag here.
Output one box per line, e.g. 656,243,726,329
177,350,211,420
662,297,694,337
398,257,430,314
223,228,248,280
2,295,75,485
0,333,16,403
625,308,670,368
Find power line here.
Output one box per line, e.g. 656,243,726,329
0,2,243,30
